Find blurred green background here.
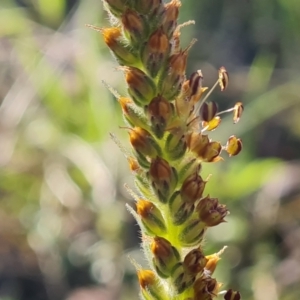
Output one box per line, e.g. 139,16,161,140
0,0,299,299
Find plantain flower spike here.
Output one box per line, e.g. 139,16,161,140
93,0,244,298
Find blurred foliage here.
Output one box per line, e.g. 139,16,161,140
0,0,299,300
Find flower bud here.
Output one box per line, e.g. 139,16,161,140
169,191,194,225
121,9,146,44
224,289,241,300
142,27,170,77
104,0,126,16
119,97,149,128
225,135,242,156
177,159,200,183
135,174,153,199
146,95,173,138
127,156,140,172
124,67,156,106
151,236,181,278
135,0,163,15
219,66,229,91
172,263,195,294
129,127,161,159
161,0,181,37
148,157,177,203
136,199,166,236
178,219,206,247
196,196,228,227
159,49,188,100
100,27,137,65
200,102,218,122
183,248,208,275
165,133,187,160
181,172,206,204
137,269,167,299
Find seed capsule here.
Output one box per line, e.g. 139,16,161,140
151,236,181,278
193,276,219,299
142,27,170,77
136,199,166,236
183,248,208,275
196,195,228,227
181,172,206,204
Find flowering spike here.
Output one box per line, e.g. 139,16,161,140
99,0,245,298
